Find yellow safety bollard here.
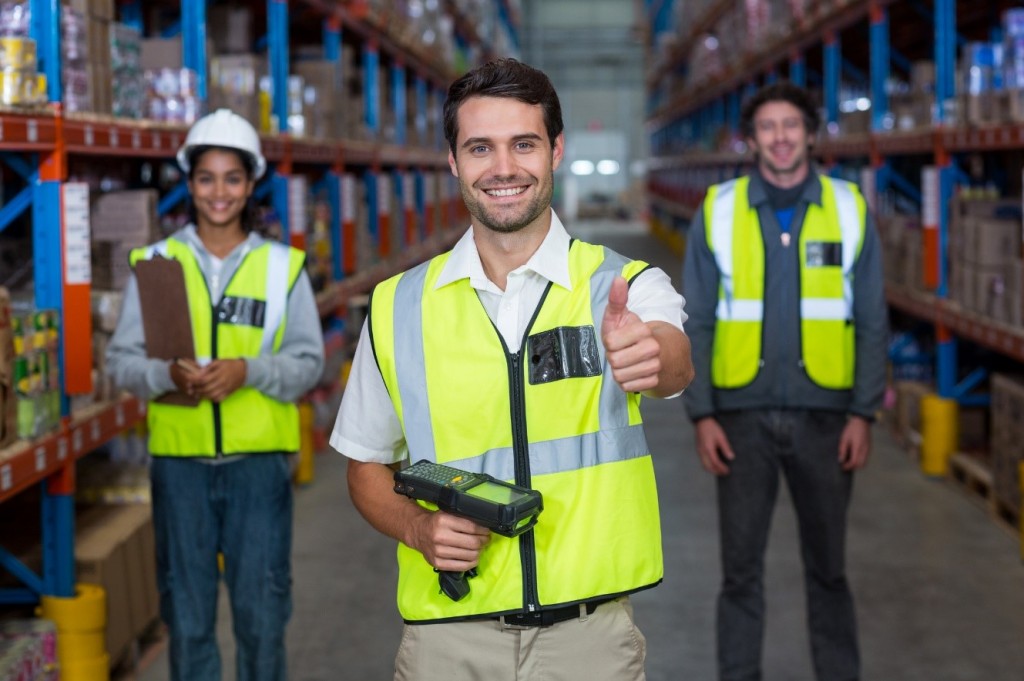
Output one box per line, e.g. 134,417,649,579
39,583,109,681
294,402,315,486
919,394,958,477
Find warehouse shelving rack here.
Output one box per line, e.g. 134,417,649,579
0,0,516,608
644,0,1024,401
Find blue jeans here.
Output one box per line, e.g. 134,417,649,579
151,454,294,681
715,409,859,681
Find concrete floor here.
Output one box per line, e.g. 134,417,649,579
134,221,1024,681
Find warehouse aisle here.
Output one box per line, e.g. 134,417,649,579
134,221,1024,681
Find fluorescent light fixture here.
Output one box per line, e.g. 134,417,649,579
596,160,620,175
571,160,595,176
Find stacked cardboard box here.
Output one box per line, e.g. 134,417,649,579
990,373,1024,518
91,190,160,292
208,54,266,131
878,212,924,292
947,196,1023,325
75,503,159,668
63,0,114,114
293,59,342,140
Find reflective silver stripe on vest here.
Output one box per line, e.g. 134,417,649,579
436,425,650,480
261,243,291,354
592,247,634,430
715,299,763,321
709,179,743,320
800,298,848,320
392,261,437,463
830,179,862,320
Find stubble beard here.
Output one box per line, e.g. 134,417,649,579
460,176,552,234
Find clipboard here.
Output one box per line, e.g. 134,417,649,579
134,257,200,406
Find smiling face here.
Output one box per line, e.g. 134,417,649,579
448,96,564,235
187,148,255,233
747,99,813,187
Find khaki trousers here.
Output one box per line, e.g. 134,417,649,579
394,597,647,681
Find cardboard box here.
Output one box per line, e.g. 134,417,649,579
966,217,1022,267
208,6,252,54
140,37,182,70
75,506,135,665
75,503,160,667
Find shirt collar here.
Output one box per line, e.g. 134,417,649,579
434,209,574,292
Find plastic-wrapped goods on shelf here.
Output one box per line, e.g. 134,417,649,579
0,1,29,37
110,22,143,119
145,67,200,124
62,6,91,112
0,36,43,107
10,308,61,441
0,287,14,450
0,619,59,681
0,36,33,70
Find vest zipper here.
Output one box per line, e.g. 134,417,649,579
507,351,539,613
211,303,223,457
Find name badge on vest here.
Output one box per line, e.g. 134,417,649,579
805,241,842,268
527,325,602,385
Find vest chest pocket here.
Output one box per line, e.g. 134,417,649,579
527,325,602,385
804,241,842,268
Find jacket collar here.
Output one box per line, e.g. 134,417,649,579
747,167,824,208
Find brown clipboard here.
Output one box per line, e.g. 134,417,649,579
134,257,200,406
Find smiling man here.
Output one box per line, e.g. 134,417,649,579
330,58,693,680
682,82,889,681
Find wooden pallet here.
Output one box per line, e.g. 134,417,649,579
947,453,1022,536
948,452,994,503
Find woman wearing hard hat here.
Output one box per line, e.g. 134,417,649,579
106,109,325,681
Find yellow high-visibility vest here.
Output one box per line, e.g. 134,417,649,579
704,174,866,389
371,240,663,622
130,237,305,455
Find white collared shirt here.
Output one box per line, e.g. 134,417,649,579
330,211,687,464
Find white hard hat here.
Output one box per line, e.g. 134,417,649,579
177,108,267,179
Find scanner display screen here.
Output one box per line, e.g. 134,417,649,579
464,480,523,504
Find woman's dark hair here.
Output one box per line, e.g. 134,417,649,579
739,81,821,139
186,144,263,234
443,58,563,156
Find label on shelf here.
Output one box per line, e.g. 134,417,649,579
62,183,91,285
342,174,356,222
921,166,939,228
379,175,392,216
288,176,308,235
403,174,415,210
859,167,877,215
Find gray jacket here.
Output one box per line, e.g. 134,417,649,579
106,225,325,410
682,171,889,421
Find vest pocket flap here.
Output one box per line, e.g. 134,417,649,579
527,326,602,385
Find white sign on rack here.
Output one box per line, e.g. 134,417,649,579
342,174,356,223
288,176,308,235
62,183,91,285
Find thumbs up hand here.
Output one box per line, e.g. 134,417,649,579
601,276,662,393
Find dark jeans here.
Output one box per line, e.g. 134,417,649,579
151,454,294,681
715,409,859,681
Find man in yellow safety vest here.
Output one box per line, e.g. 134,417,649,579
682,82,888,681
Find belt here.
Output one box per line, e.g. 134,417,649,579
495,598,613,629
